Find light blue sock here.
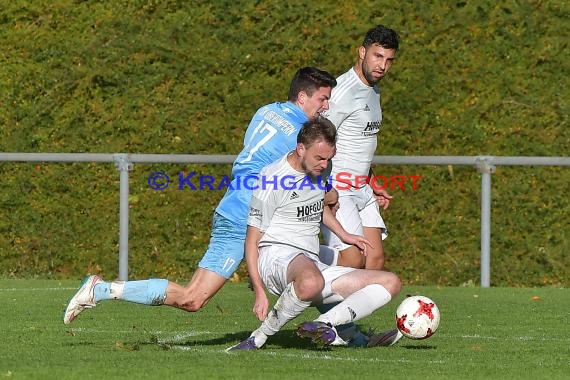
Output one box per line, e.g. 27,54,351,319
94,279,169,305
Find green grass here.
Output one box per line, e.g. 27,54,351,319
1,280,568,380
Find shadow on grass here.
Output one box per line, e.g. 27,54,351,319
145,329,334,351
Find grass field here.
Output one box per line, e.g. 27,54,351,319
1,280,568,380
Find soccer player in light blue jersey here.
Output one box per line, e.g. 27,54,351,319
63,67,337,323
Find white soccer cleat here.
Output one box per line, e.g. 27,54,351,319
63,275,102,324
367,328,404,347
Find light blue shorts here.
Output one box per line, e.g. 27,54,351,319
198,212,246,279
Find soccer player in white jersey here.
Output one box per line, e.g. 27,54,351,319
227,117,402,351
320,24,400,271
317,25,403,347
63,67,337,324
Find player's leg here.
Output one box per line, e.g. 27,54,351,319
166,213,245,311
303,267,402,346
359,185,388,270
321,193,366,268
324,267,401,322
314,301,367,346
63,274,171,324
264,253,338,347
232,281,314,351
228,251,323,351
63,213,244,324
322,186,388,270
296,266,360,346
362,226,384,270
164,268,227,312
64,273,225,325
317,244,339,266
319,192,371,344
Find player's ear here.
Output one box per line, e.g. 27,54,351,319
296,142,306,156
297,91,307,105
358,45,366,60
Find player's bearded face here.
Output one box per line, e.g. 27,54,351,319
300,141,335,177
361,44,396,86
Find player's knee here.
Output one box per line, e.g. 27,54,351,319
179,290,210,312
384,272,402,296
184,300,206,312
294,274,324,301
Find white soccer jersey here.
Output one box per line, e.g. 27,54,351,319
322,67,382,182
248,155,327,255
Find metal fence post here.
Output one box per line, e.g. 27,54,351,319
114,154,133,281
475,156,496,288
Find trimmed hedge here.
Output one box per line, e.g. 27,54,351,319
0,0,568,286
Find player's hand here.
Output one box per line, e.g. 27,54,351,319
342,234,374,256
373,189,393,210
252,291,270,321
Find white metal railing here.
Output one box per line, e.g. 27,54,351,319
1,153,569,287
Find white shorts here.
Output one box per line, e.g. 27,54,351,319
322,184,388,251
258,244,356,302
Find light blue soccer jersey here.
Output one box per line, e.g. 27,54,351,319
215,102,308,225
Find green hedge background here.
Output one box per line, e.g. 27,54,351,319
0,0,568,286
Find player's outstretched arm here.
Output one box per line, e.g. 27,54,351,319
322,206,373,254
244,225,269,321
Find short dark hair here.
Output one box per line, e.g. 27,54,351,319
288,67,337,102
297,116,337,148
362,25,399,51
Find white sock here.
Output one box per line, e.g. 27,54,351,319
317,284,392,325
252,282,311,347
318,245,339,266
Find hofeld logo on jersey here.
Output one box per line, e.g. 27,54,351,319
296,199,324,222
363,121,381,136
296,199,324,218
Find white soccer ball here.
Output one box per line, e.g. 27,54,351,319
395,295,440,340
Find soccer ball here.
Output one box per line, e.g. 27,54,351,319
395,295,440,340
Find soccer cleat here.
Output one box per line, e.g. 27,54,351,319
346,329,370,348
329,333,349,346
296,321,338,346
366,328,404,347
225,337,259,352
63,275,102,324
